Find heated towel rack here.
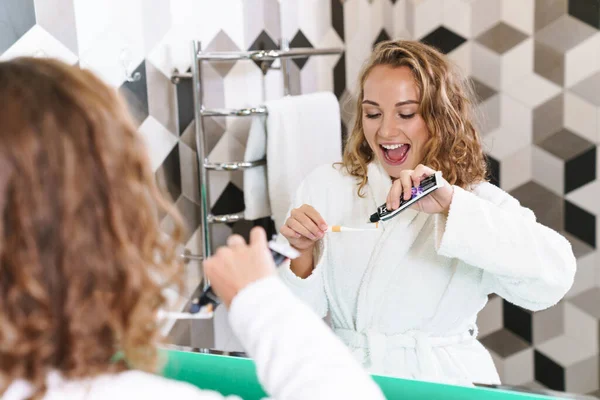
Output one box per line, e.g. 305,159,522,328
172,40,343,289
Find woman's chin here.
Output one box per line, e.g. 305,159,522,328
377,157,415,179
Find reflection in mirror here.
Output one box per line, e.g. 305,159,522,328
7,0,587,396
273,39,577,391
163,5,596,398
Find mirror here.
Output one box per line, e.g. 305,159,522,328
158,1,596,397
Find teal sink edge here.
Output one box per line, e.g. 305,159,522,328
160,349,557,400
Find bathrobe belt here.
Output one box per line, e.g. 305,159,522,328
334,325,478,380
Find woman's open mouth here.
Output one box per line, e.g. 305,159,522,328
380,143,410,166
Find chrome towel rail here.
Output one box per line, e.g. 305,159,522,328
171,40,343,291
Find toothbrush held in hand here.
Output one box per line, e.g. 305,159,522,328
188,240,299,316
325,222,380,232
158,240,300,320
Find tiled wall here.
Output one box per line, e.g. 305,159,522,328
1,0,599,396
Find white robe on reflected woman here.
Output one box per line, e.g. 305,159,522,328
278,161,576,386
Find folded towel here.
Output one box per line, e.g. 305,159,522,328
243,114,270,221
243,92,342,231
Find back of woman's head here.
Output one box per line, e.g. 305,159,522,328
342,39,488,195
0,57,184,397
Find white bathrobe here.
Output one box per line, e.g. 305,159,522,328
4,277,384,400
278,161,577,386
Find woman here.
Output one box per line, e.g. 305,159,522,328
0,57,384,400
278,40,576,385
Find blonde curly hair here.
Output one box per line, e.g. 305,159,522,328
0,57,185,399
341,40,488,196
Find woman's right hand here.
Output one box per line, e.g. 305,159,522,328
204,227,276,308
279,204,328,253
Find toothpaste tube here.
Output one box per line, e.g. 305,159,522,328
369,171,444,223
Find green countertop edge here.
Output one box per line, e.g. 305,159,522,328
160,349,557,400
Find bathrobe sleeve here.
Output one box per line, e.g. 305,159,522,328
433,183,576,312
277,176,329,318
229,276,385,400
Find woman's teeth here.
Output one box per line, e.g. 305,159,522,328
381,144,405,150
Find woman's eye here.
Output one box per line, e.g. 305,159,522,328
364,112,415,119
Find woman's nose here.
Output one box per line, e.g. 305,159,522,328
379,116,398,139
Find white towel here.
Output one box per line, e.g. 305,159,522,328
243,114,271,221
243,92,342,231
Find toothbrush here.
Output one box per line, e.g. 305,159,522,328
186,241,300,316
325,222,380,232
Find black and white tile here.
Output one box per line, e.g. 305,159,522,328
1,0,599,395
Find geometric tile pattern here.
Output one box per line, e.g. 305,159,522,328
421,26,466,54
0,0,36,54
476,22,527,55
469,1,600,394
1,0,599,396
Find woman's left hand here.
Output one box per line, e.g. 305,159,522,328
386,164,454,215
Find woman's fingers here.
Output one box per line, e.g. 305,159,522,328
387,179,403,210
386,166,441,213
280,223,301,239
399,171,413,202
227,234,246,247
249,226,267,247
278,204,327,253
290,208,325,239
287,217,320,240
302,205,328,231
389,166,437,209
411,164,435,188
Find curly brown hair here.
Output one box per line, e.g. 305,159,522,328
341,39,488,196
0,57,185,399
